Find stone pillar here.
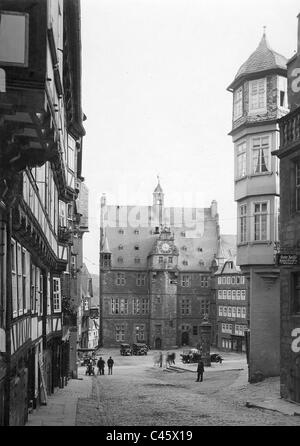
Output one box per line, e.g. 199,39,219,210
199,320,211,366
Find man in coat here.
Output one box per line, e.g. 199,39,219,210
107,356,114,375
97,357,105,375
196,358,204,382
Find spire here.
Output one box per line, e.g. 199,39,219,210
263,25,266,38
228,29,287,91
153,175,163,194
101,232,111,253
153,176,164,207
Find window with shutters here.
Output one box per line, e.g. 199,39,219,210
249,78,266,113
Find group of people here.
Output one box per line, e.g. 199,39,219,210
96,356,114,375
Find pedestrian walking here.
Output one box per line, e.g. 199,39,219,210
196,358,204,382
159,351,163,368
107,356,114,375
97,357,105,375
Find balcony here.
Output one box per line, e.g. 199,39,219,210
278,106,300,156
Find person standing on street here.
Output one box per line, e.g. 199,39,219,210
97,357,105,375
107,356,114,375
196,358,204,382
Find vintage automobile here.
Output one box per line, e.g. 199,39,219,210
120,343,132,356
210,353,223,363
180,348,202,364
132,343,148,355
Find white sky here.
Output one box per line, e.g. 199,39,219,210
81,0,300,274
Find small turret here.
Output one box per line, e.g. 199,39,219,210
211,200,218,218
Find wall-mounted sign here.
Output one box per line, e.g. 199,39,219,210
276,254,300,266
0,11,29,67
288,53,300,111
291,328,300,353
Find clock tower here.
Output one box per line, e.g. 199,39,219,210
148,227,179,349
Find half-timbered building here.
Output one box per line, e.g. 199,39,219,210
0,0,86,425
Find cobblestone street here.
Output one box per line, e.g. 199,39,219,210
75,349,300,426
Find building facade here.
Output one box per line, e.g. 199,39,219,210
79,264,99,351
214,259,249,352
276,15,300,403
228,31,289,381
0,0,86,425
100,182,236,350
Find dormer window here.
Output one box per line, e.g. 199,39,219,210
181,231,186,237
197,247,203,252
249,78,266,113
182,260,188,266
233,87,243,120
117,257,123,264
118,229,124,235
134,258,141,264
134,245,139,251
134,229,140,235
182,246,187,251
118,245,123,250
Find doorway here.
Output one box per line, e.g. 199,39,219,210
155,338,162,349
182,332,189,346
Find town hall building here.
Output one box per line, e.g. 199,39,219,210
99,181,235,349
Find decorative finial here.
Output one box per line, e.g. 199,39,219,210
263,25,266,36
157,174,160,184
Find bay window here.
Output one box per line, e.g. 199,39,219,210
252,136,270,174
254,202,268,241
236,141,246,178
249,78,266,113
233,87,243,120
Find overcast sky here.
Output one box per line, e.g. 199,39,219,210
80,0,300,274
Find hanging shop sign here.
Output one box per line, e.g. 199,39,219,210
276,254,300,266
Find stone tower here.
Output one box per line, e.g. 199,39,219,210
148,227,179,349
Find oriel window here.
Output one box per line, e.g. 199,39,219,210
254,202,268,241
252,136,269,174
237,142,246,178
249,78,266,112
233,87,243,120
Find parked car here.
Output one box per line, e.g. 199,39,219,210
210,353,223,363
181,348,202,364
132,343,148,355
120,343,132,356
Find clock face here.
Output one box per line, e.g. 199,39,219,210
161,242,171,252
